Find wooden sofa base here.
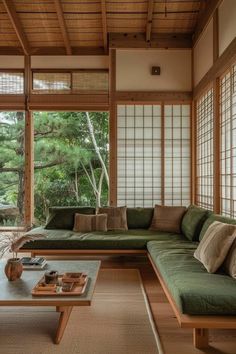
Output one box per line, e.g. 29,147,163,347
20,248,236,349
148,254,236,349
20,249,147,257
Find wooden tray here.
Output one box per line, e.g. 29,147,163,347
31,273,88,296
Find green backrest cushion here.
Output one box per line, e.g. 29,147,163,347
181,205,210,241
127,208,154,229
45,206,96,230
199,213,236,241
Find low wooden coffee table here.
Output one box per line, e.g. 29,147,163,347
0,260,100,344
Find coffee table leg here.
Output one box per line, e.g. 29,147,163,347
55,306,73,344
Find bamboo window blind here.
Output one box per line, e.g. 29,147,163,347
32,73,71,93
117,104,191,207
196,88,214,210
220,64,236,217
0,72,24,94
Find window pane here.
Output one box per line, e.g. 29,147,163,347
33,73,71,93
0,72,24,94
0,112,25,226
196,88,214,210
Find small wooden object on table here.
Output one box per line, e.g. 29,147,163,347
31,272,88,296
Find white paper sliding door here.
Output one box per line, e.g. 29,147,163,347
117,103,191,207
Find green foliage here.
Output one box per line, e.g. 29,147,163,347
0,111,109,225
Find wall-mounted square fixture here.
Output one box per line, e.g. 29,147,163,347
151,66,161,75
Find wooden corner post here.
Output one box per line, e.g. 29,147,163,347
109,49,117,206
24,55,34,228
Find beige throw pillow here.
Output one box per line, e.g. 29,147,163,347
194,221,236,273
149,205,186,234
73,213,107,232
224,240,236,279
98,206,128,231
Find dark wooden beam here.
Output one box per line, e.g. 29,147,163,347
30,46,105,56
101,0,108,52
54,0,72,55
193,0,223,46
146,0,154,42
213,8,219,63
110,33,192,49
116,91,192,103
2,0,30,55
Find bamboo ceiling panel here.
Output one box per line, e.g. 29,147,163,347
0,0,202,53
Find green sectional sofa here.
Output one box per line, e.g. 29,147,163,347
21,205,236,349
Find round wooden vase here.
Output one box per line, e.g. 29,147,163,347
5,258,23,281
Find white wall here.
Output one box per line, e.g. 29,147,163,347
219,0,236,56
193,19,213,86
31,56,109,69
116,49,192,91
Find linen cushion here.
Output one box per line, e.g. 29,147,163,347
127,208,154,229
194,221,236,273
98,206,128,230
224,240,236,278
199,213,236,241
181,205,209,241
73,213,107,232
149,205,186,234
45,206,95,230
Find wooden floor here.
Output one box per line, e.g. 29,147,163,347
18,253,236,354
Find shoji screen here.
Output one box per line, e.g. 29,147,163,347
196,88,214,210
117,104,191,207
164,105,191,206
220,64,236,217
117,105,162,207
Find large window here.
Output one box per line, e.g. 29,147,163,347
34,111,109,224
117,104,191,207
196,88,214,210
0,112,25,226
220,65,236,217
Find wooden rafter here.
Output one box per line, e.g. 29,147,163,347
146,0,154,42
193,0,223,46
54,0,72,55
2,0,30,55
101,0,108,51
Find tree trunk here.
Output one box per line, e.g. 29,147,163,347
85,112,109,187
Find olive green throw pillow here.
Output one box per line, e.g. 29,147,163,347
127,208,154,229
181,205,209,241
194,221,236,273
45,206,96,230
149,205,186,234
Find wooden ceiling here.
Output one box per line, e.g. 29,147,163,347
0,0,214,55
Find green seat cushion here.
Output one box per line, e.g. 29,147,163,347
199,213,236,241
21,227,185,250
127,208,154,229
181,205,210,241
45,206,96,230
148,242,236,315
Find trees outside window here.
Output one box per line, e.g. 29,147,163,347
0,111,109,226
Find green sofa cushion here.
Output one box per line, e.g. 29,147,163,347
45,206,96,230
21,227,185,250
148,241,236,315
181,205,209,241
199,213,236,241
127,208,154,229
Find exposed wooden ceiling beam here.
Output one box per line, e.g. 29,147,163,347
146,0,154,42
101,0,108,52
193,0,223,46
2,0,30,55
110,33,192,49
54,0,72,55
